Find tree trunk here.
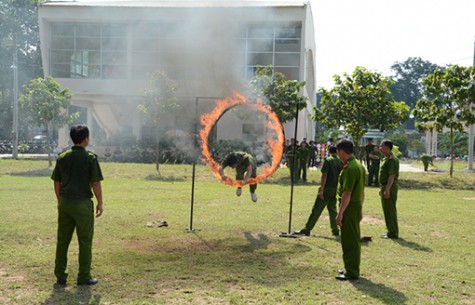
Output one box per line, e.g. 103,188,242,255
46,123,52,167
450,127,454,177
155,126,161,176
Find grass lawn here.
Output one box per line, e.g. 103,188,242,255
0,160,474,305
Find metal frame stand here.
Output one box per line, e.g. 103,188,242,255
280,103,300,238
186,96,220,233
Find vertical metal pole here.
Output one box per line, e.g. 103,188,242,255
468,38,475,171
187,98,199,232
12,32,19,159
280,103,299,238
288,104,299,233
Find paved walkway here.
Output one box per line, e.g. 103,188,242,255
399,162,424,172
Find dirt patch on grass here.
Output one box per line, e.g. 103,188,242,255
0,268,25,282
361,215,384,225
462,197,475,200
127,236,220,253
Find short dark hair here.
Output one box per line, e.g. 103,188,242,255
336,139,353,154
381,139,393,150
328,146,337,154
222,154,239,168
367,138,373,142
70,125,89,144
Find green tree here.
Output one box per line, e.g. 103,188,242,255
314,67,409,153
249,65,308,124
412,65,475,176
438,131,469,158
387,132,408,156
0,0,43,139
20,76,77,166
138,70,179,173
390,57,441,129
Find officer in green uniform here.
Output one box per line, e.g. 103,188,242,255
51,125,104,286
364,138,376,169
335,139,365,281
298,141,310,182
285,138,300,182
294,146,342,236
367,145,382,186
420,154,435,172
219,151,258,202
379,140,399,239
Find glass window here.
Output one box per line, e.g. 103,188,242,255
102,51,126,65
275,67,300,81
52,24,74,36
50,22,127,79
248,38,273,52
275,53,300,67
52,37,74,50
76,24,101,37
51,50,73,64
275,27,301,39
102,24,127,37
76,37,101,50
240,24,301,81
275,39,300,52
103,37,127,51
248,27,273,38
248,53,273,66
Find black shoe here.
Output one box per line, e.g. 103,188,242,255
380,234,398,239
335,274,358,281
77,278,98,286
293,230,310,236
56,279,67,286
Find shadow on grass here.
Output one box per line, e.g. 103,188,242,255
398,178,440,190
261,176,317,186
116,231,315,290
351,277,408,305
10,168,52,177
42,285,101,305
241,232,271,252
392,238,432,252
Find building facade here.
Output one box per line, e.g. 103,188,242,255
38,0,317,148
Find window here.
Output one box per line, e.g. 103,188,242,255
238,24,302,80
50,23,127,79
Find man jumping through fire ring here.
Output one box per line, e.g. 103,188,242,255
219,151,258,202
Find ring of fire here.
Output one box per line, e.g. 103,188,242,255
199,91,285,187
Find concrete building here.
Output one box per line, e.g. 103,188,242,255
38,0,317,149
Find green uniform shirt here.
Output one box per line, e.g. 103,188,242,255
369,151,382,165
285,145,299,158
222,151,256,173
321,155,343,188
365,144,375,158
338,156,365,203
420,154,432,163
298,147,309,161
379,152,399,185
51,146,104,199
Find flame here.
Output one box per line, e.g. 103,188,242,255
199,91,284,187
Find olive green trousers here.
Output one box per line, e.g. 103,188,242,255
55,198,94,283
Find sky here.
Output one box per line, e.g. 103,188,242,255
313,0,475,88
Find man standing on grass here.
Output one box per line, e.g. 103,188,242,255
294,146,342,237
51,125,104,286
379,140,399,239
335,140,365,281
367,145,382,186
